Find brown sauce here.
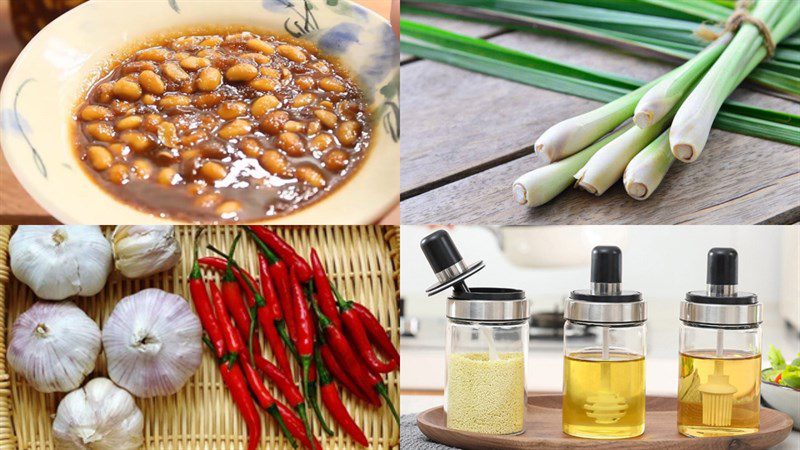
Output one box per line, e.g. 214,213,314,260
73,31,371,222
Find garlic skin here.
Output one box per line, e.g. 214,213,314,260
103,288,202,398
53,377,144,450
10,226,112,300
111,225,181,279
8,302,101,393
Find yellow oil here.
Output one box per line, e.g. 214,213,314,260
678,350,761,437
562,351,646,439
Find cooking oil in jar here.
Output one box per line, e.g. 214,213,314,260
678,350,761,437
562,351,646,439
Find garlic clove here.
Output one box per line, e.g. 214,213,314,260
103,288,202,398
8,301,101,393
10,226,112,300
53,377,144,450
111,225,181,279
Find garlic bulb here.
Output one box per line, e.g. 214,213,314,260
53,377,144,450
103,288,202,398
111,225,181,279
10,226,112,300
8,302,101,393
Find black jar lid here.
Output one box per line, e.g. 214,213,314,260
421,229,485,296
685,248,757,305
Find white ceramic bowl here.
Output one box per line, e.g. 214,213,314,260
0,0,398,224
762,371,800,430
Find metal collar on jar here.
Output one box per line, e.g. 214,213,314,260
564,284,646,325
447,288,529,322
680,283,761,327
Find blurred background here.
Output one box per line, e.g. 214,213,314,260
399,225,799,428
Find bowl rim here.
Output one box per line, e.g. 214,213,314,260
0,0,398,224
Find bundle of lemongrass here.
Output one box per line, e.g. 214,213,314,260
513,0,799,206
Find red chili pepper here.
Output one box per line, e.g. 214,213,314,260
210,282,246,357
277,401,323,450
248,226,312,282
310,249,342,329
271,260,297,341
320,343,373,404
198,256,259,294
254,354,304,407
216,353,261,450
775,373,783,383
189,231,225,359
315,348,369,446
306,359,334,436
331,286,398,374
309,292,396,421
351,302,400,363
204,245,294,377
259,252,283,321
239,354,297,448
215,286,297,448
290,267,315,404
246,228,298,342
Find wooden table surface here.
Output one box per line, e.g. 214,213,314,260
0,0,398,225
399,13,800,225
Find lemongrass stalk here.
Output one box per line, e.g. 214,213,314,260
534,80,660,162
623,129,674,200
670,0,799,162
633,33,732,129
514,124,633,206
575,111,673,196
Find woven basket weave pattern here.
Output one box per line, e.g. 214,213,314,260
0,225,399,450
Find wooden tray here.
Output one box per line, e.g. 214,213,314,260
0,225,400,450
417,394,793,449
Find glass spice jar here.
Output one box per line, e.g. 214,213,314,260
562,246,647,440
678,248,762,437
421,230,530,436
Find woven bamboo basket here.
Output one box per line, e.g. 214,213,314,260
0,225,400,450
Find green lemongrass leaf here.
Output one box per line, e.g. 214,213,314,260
399,39,627,102
400,19,800,146
623,129,675,200
575,106,674,196
401,19,639,89
513,124,633,207
403,2,800,97
496,0,701,32
636,0,731,22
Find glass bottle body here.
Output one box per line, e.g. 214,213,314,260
678,323,761,437
562,321,646,439
445,318,529,435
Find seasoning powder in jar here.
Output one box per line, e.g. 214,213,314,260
446,352,526,434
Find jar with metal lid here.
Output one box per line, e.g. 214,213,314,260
562,246,646,439
421,230,529,435
678,248,762,437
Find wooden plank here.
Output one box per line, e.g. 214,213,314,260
400,126,800,225
399,27,800,223
400,12,505,63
